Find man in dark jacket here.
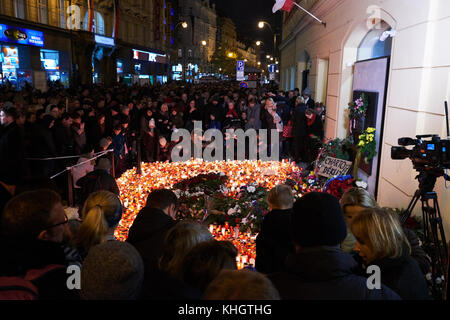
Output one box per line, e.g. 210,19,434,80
291,101,307,163
0,189,79,299
0,107,25,184
126,189,178,299
76,158,120,208
268,192,400,300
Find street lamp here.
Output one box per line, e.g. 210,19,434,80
257,62,261,66
201,40,207,46
174,21,189,81
256,41,262,46
257,20,278,61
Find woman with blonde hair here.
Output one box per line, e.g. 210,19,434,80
340,187,378,253
351,207,429,300
340,187,430,275
75,190,123,258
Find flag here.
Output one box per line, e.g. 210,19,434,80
87,0,95,32
113,0,120,38
272,0,294,13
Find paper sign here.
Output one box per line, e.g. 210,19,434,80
317,157,353,178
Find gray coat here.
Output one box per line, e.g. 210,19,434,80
245,104,262,130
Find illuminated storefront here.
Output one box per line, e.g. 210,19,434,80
0,24,44,87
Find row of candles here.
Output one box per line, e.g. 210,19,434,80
114,159,301,241
209,222,256,270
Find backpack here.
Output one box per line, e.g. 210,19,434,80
0,264,65,300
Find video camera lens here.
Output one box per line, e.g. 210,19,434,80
391,146,411,160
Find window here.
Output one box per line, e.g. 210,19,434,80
84,11,105,35
39,0,48,24
15,0,26,19
357,21,392,61
58,0,69,29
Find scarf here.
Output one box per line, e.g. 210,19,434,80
226,108,238,118
307,113,317,126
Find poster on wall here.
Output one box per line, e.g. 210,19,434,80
352,90,379,176
33,71,47,92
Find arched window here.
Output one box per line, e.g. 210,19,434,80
357,21,392,61
84,11,105,35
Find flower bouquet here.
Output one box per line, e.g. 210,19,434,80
323,175,355,200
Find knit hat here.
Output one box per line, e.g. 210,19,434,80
291,192,347,247
96,158,111,170
81,241,144,300
302,88,311,96
99,138,110,149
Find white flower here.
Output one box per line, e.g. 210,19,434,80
356,180,368,189
227,208,236,215
247,186,256,193
241,218,248,224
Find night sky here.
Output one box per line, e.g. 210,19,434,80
213,0,283,54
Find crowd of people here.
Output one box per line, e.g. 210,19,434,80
0,184,431,300
0,81,325,187
0,81,432,301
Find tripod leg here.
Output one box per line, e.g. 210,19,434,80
402,191,421,225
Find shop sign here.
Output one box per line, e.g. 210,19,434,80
0,24,44,47
133,49,166,63
95,35,115,46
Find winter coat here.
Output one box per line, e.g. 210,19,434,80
245,104,262,131
141,129,159,162
127,207,178,299
76,169,120,207
127,207,177,269
255,209,295,274
0,237,79,300
269,246,401,300
0,122,25,184
367,253,430,300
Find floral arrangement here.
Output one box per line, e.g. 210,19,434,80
318,137,353,162
357,127,377,162
349,94,368,119
349,94,368,134
285,170,323,199
323,175,355,200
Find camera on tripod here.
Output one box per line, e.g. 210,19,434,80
388,102,449,300
391,135,450,170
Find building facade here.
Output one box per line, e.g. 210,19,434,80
0,0,171,87
236,40,257,68
173,0,217,81
279,0,450,236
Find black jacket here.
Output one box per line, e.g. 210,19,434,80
292,104,307,138
127,207,177,271
255,209,294,274
404,228,431,275
367,254,430,300
269,246,401,300
0,122,25,184
76,169,120,207
0,237,79,300
126,207,178,299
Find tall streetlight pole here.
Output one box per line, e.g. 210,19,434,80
257,21,278,60
174,21,188,81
